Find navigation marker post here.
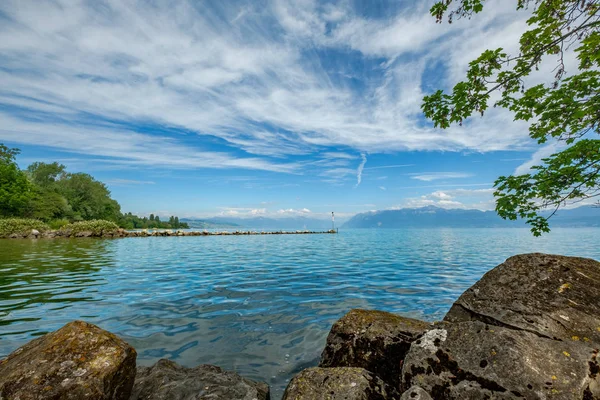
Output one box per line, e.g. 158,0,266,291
331,212,335,232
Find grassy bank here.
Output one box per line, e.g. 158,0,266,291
0,218,119,238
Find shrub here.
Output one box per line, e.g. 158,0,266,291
48,218,70,230
0,218,50,238
60,220,119,236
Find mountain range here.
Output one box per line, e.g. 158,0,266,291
182,206,600,230
183,216,336,231
341,205,600,229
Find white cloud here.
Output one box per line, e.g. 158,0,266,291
514,143,563,175
355,153,367,187
410,172,473,182
0,0,545,174
397,187,495,210
378,186,386,191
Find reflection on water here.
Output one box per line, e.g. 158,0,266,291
0,228,599,398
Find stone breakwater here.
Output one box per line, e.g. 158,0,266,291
5,228,338,239
1,253,598,400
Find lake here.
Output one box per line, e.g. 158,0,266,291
1,228,599,398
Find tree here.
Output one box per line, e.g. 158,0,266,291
423,0,600,235
0,144,34,217
58,172,121,221
26,162,71,221
27,162,66,189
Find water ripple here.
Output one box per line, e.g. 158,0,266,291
0,228,599,398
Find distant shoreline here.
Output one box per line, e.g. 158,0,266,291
2,228,338,239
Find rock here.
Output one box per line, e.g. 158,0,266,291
401,321,600,399
444,253,600,345
400,386,432,400
319,309,430,389
283,367,392,400
0,320,137,400
131,359,270,400
75,230,93,238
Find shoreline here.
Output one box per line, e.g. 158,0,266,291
2,228,338,239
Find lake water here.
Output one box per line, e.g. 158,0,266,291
1,228,600,398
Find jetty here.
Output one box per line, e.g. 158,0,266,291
4,228,339,239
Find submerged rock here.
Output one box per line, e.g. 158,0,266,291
445,253,600,345
282,367,392,400
0,320,137,400
319,309,430,389
401,320,599,399
131,358,270,400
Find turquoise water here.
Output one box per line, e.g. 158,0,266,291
1,228,599,398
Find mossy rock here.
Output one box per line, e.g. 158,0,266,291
320,309,431,390
283,367,393,400
0,320,137,399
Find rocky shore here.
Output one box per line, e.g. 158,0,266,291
3,228,337,239
1,253,598,399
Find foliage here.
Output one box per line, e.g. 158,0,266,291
48,218,70,230
0,144,189,231
119,212,189,229
0,145,35,217
0,218,49,238
60,220,120,236
423,0,600,235
58,172,122,222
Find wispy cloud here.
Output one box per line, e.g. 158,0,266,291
355,153,367,187
410,172,473,182
0,0,538,177
106,178,156,186
364,164,414,170
514,143,563,175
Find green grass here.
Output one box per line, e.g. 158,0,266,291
48,218,70,230
60,220,119,236
0,218,50,238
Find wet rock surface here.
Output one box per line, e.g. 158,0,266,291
0,320,137,400
444,253,600,345
319,309,430,389
282,367,392,400
402,321,600,399
131,358,270,400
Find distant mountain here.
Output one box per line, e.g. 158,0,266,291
200,216,336,231
342,205,600,229
181,219,240,229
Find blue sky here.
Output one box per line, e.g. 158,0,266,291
0,0,567,219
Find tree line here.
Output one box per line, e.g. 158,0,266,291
0,144,188,230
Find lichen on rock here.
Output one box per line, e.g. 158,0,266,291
282,367,392,400
319,309,430,390
0,320,137,400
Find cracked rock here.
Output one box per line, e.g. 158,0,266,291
319,309,431,389
401,321,600,399
283,367,393,400
0,320,136,400
444,253,600,345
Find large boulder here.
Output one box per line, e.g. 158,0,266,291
319,309,431,389
131,358,270,400
402,321,600,399
444,253,600,345
282,367,392,400
0,320,137,400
